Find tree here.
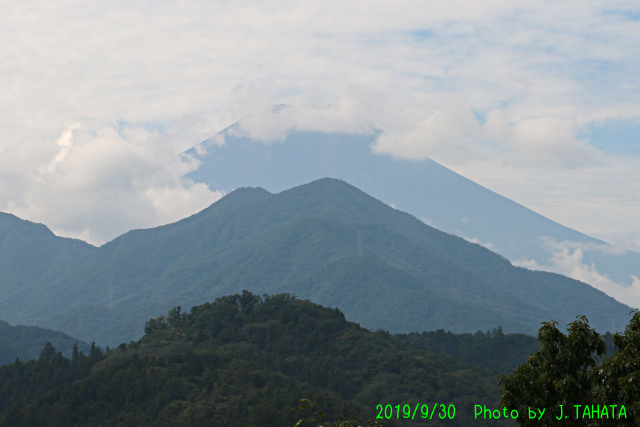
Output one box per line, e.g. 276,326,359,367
39,342,57,361
499,316,606,426
167,305,186,327
593,310,640,425
499,314,639,426
144,315,168,334
71,343,79,363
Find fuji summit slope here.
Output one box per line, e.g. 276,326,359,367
185,125,640,300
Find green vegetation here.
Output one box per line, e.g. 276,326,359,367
395,327,538,375
0,341,105,415
0,179,631,347
293,398,386,427
499,312,640,425
0,291,517,426
0,319,90,366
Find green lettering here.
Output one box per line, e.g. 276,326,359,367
620,405,627,419
537,408,545,420
473,405,482,419
483,405,492,419
574,405,582,418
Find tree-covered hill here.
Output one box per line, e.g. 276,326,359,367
0,319,90,366
395,328,538,376
0,179,631,346
0,292,514,426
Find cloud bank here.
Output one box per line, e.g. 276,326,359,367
1,0,639,250
2,123,222,245
515,239,640,309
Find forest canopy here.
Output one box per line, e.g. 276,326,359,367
0,291,521,426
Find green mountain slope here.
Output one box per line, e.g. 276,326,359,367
0,212,94,295
0,292,512,426
0,179,632,345
0,319,89,365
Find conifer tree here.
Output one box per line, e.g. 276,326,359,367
38,342,57,361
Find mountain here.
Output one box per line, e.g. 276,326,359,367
0,292,512,426
0,212,94,295
184,126,640,291
0,319,90,366
0,178,632,346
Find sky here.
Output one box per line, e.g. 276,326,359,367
1,0,640,255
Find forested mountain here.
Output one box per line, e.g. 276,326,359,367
0,292,514,426
0,320,89,366
0,179,632,346
185,127,640,289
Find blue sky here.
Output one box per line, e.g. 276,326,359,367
581,119,640,154
0,0,639,254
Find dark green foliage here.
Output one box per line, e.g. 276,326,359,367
499,316,606,425
0,319,89,366
0,341,104,415
499,313,640,426
396,327,538,374
38,342,57,361
0,179,631,346
0,292,516,426
294,398,386,427
593,311,640,424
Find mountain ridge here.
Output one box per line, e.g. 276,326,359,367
0,178,632,345
0,318,89,365
185,128,637,288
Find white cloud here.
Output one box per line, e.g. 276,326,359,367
604,231,640,255
550,246,640,309
459,234,496,250
3,123,223,245
482,112,604,169
41,123,81,175
228,87,378,143
1,0,640,245
515,239,640,308
373,106,485,164
420,217,437,228
513,258,541,270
